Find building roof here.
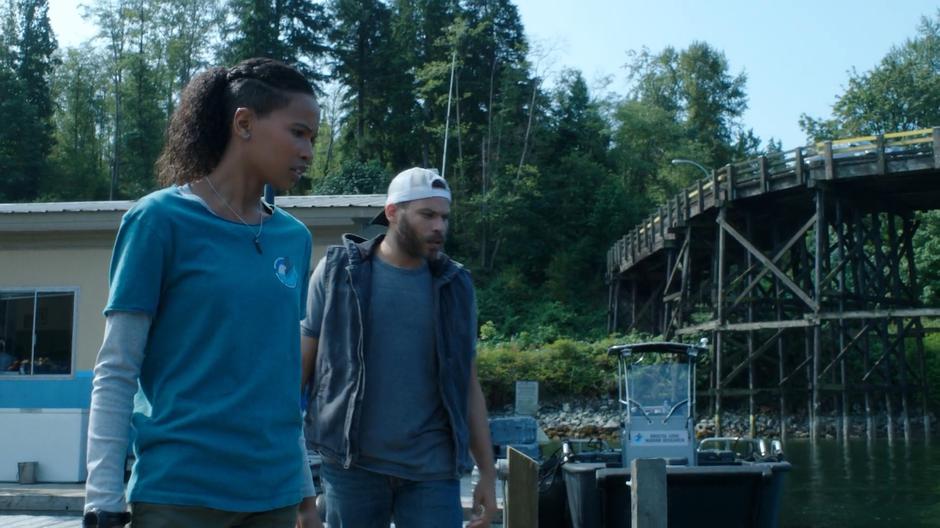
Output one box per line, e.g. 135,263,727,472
0,195,385,214
0,195,385,232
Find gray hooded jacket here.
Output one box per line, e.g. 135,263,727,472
303,234,477,476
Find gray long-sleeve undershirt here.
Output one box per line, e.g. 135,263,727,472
84,312,149,513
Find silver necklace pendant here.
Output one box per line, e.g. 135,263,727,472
203,177,265,255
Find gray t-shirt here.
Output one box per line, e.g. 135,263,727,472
304,254,454,480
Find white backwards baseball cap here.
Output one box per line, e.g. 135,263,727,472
372,167,452,226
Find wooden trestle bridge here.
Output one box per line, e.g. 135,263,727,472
606,128,940,441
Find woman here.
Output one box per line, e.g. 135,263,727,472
83,58,321,528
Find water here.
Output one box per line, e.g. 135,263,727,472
780,436,940,527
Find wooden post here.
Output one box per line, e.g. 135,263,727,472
932,127,940,169
795,147,805,185
746,214,756,437
506,447,539,528
835,199,850,440
631,279,638,330
727,164,737,200
658,207,665,241
612,277,621,334
823,140,835,180
680,228,692,325
853,210,874,440
715,207,726,436
887,213,911,442
811,187,826,439
712,168,721,206
915,318,931,438
696,180,705,214
759,155,768,193
875,135,886,175
631,458,667,528
774,223,787,441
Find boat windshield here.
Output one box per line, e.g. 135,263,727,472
627,357,690,416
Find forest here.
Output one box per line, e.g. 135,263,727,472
1,1,938,359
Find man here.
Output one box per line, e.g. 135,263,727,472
299,167,496,527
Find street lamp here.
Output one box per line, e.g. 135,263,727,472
671,159,712,179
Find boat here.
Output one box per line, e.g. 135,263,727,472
537,341,791,528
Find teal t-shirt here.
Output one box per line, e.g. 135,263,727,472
105,186,312,511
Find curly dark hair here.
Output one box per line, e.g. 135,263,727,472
156,58,316,185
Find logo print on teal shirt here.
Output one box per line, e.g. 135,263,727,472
274,257,298,288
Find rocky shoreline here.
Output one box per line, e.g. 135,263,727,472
494,398,938,440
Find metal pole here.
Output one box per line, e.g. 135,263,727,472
441,50,457,177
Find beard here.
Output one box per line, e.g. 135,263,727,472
394,213,445,260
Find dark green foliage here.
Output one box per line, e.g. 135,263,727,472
0,0,56,202
626,42,749,168
311,159,389,195
801,10,940,139
475,336,633,406
15,0,57,159
0,65,42,201
833,13,940,135
220,0,330,84
42,47,110,200
925,331,940,411
914,211,940,306
329,0,394,162
157,0,222,108
120,1,165,197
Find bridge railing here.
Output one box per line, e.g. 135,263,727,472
606,127,938,279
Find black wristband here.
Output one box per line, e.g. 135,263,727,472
82,509,132,528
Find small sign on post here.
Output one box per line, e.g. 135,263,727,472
514,380,539,416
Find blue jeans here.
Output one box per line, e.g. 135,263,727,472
320,462,462,528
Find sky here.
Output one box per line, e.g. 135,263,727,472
48,0,938,149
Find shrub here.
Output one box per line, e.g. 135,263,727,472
476,333,649,407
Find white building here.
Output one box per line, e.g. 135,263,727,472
0,195,383,482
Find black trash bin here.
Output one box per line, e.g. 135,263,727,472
561,463,606,528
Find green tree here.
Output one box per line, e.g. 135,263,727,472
311,159,388,194
609,99,684,201
0,0,56,201
44,46,110,200
329,0,395,162
84,0,130,199
157,0,222,109
15,0,58,162
114,0,164,197
626,41,750,168
383,0,455,169
800,11,940,139
220,0,330,83
441,0,531,268
0,63,42,201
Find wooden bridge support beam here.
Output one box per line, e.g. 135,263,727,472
834,199,850,441
746,214,756,438
811,187,827,439
713,208,727,436
606,135,939,442
773,224,787,442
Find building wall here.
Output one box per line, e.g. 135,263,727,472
0,222,380,410
1,232,114,375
